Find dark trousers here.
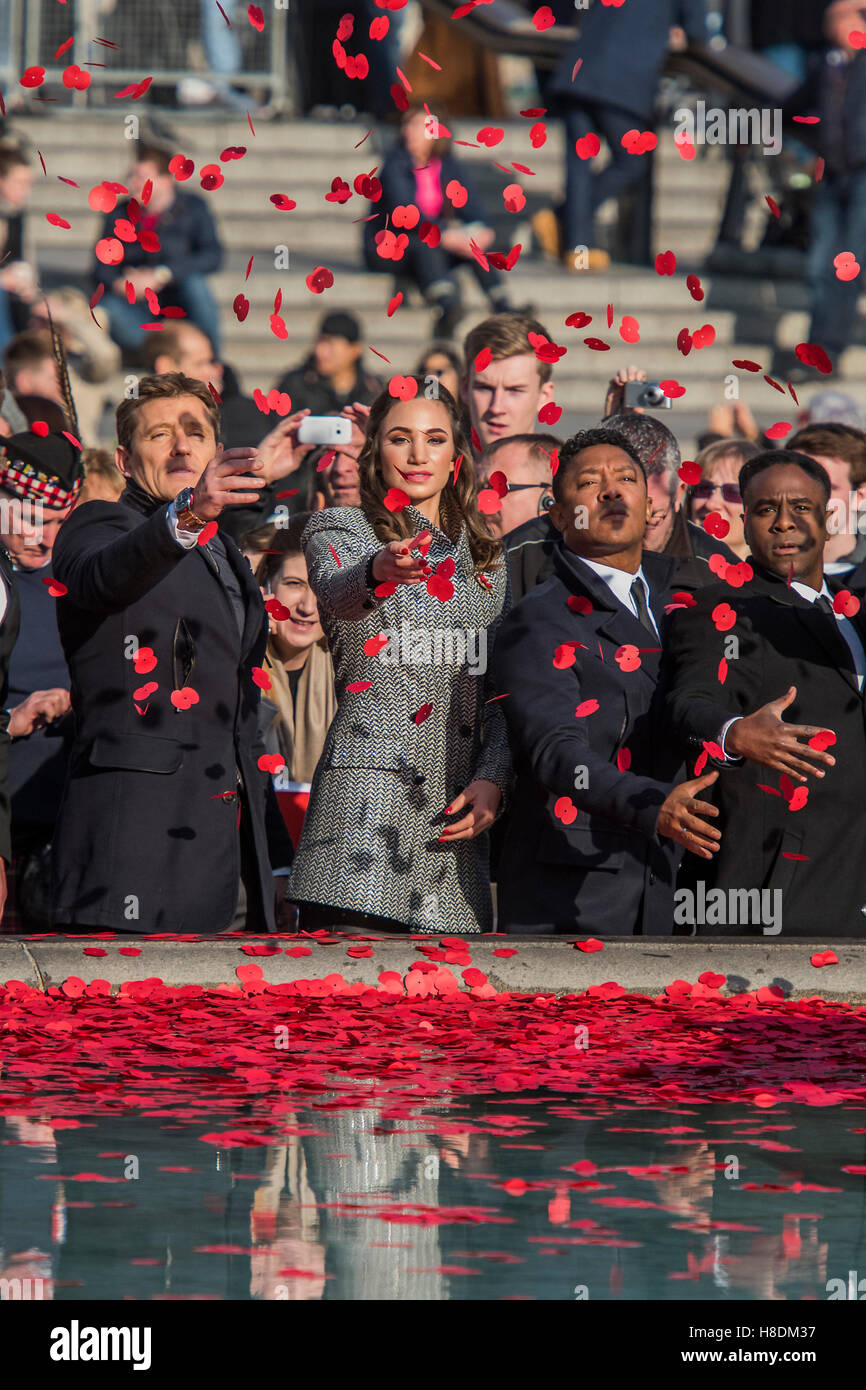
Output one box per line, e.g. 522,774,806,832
808,170,866,357
563,102,654,250
102,272,222,356
404,240,505,302
367,236,505,305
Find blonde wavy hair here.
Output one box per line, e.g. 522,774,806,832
358,378,502,574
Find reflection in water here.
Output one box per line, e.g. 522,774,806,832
1,1098,865,1300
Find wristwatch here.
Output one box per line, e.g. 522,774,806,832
173,487,208,533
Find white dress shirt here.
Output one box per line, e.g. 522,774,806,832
579,557,660,638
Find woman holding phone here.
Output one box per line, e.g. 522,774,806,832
286,377,511,933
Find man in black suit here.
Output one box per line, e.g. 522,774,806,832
491,427,720,935
51,372,293,934
663,448,866,937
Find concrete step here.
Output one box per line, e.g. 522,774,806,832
23,151,734,196
223,331,761,372
14,113,734,159
8,935,861,1000
29,206,727,250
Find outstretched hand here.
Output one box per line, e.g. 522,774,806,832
257,409,312,483
371,534,432,586
725,686,836,782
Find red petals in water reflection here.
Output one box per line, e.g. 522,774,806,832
0,966,864,1147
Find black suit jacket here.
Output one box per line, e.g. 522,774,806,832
0,548,20,865
491,542,682,934
662,564,866,936
51,493,292,932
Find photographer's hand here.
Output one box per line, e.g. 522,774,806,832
257,410,312,483
604,365,646,417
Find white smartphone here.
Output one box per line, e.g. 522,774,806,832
297,415,352,446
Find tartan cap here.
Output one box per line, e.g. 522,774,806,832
0,430,83,508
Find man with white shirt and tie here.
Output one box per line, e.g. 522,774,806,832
491,427,721,934
663,449,866,937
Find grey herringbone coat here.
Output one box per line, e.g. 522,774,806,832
287,505,511,932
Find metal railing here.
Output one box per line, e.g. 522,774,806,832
0,0,294,113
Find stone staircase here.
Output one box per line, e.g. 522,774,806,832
12,111,859,449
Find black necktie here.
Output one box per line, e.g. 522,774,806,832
815,594,837,621
814,592,859,682
630,578,656,635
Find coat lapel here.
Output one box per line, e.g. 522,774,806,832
752,567,862,697
195,533,264,662
792,604,860,695
552,544,674,685
222,532,266,661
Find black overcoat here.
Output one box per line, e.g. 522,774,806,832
662,565,866,936
491,542,681,934
50,492,289,932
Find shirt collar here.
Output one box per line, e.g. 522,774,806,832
580,554,646,598
791,578,832,604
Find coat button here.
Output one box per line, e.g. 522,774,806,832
459,724,472,737
649,872,656,886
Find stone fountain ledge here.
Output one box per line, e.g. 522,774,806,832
0,936,863,1003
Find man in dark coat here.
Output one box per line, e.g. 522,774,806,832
663,448,866,937
491,427,720,934
0,431,81,932
534,0,709,269
51,372,293,934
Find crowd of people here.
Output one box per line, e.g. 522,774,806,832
0,293,861,940
0,0,863,938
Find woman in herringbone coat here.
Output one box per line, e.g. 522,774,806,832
287,379,511,933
